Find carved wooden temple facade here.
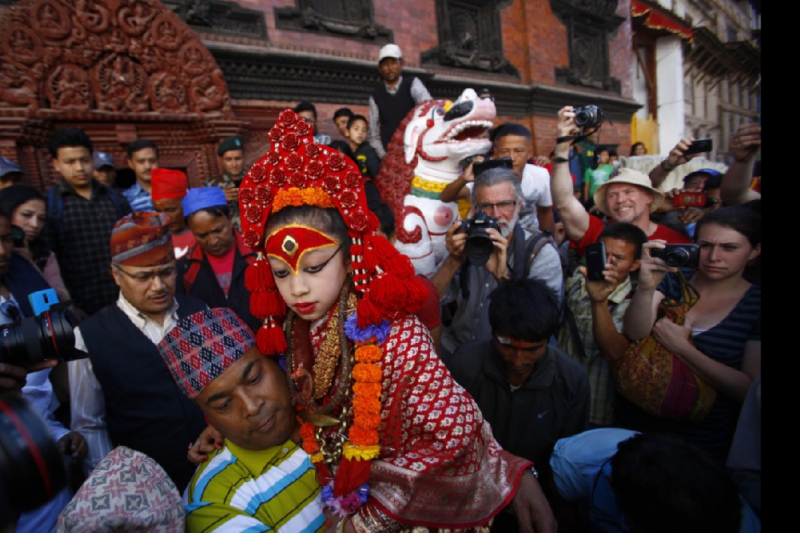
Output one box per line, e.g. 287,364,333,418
0,0,644,188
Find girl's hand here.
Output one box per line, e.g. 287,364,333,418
652,317,694,356
188,424,224,464
638,241,677,291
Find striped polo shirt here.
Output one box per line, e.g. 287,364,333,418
185,438,326,533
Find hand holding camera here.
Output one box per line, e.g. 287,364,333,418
729,123,761,163
638,240,679,291
0,362,27,394
223,184,239,204
445,220,469,263
557,106,581,141
581,242,625,303
663,138,709,171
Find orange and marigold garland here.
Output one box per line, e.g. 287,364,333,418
272,187,334,213
299,315,391,465
344,339,382,459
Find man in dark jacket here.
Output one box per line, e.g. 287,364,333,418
177,187,259,332
368,43,431,158
68,212,207,491
444,278,590,503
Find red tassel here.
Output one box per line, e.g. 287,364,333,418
245,260,275,293
315,463,333,487
250,290,286,319
356,293,386,329
333,458,371,497
368,272,428,320
256,321,287,356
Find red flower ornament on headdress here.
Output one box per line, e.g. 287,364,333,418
240,109,428,356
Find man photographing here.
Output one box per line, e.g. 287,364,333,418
433,166,563,357
550,106,690,257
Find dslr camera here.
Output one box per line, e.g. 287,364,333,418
651,244,700,268
0,394,68,525
0,294,83,367
458,211,501,267
573,105,607,130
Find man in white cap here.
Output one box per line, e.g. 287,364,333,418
368,43,431,158
550,106,692,258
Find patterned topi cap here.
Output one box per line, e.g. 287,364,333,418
110,212,175,267
157,308,256,400
56,446,183,533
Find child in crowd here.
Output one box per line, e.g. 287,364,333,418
583,147,614,209
346,114,381,182
345,114,382,213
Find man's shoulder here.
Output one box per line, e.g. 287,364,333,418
448,339,492,379
523,163,550,180
653,224,692,244
189,447,247,498
175,294,208,315
80,302,124,332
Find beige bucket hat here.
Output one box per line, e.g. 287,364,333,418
593,168,665,216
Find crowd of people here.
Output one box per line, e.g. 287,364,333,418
0,42,761,533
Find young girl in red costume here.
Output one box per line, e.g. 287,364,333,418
194,110,556,533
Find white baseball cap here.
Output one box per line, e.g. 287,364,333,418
378,44,402,62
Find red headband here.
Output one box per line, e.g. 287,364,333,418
240,110,428,356
266,225,338,275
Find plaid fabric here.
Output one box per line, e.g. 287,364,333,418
558,271,634,426
111,212,174,267
57,446,183,532
46,180,131,316
157,308,255,399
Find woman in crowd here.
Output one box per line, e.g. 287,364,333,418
194,110,556,533
0,184,70,303
621,206,761,463
630,142,647,156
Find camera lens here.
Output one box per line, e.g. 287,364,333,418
465,230,494,266
665,249,690,267
0,394,67,523
0,303,81,367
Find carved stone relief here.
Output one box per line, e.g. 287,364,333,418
0,0,232,114
275,0,392,44
550,0,624,93
422,0,518,77
164,0,268,39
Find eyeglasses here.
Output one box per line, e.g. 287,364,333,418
476,200,517,215
114,265,177,284
495,335,545,354
1,300,20,322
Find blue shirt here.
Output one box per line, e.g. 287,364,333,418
123,182,154,212
550,429,761,533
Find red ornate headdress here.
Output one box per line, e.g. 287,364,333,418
240,110,428,356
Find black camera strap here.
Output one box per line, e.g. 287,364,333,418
556,124,604,148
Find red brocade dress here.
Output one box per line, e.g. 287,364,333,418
292,295,530,532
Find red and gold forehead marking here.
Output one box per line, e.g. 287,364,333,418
266,225,339,274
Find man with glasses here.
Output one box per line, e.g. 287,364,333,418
433,166,564,357
68,212,207,490
444,278,589,517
